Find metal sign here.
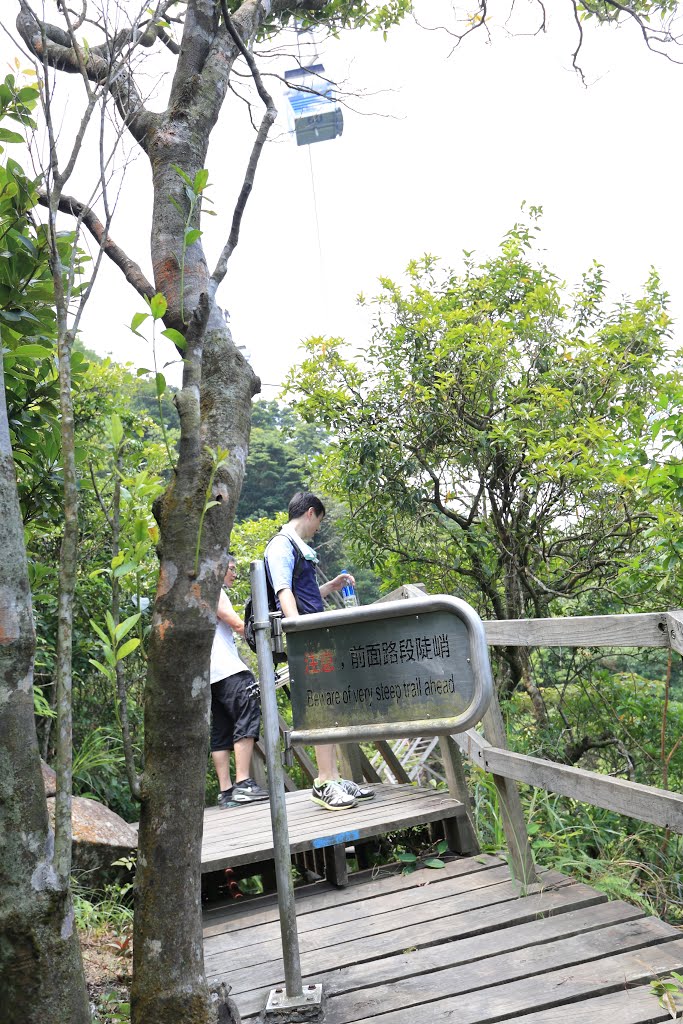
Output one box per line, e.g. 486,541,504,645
284,596,493,745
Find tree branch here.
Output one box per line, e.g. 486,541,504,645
37,190,155,301
16,0,158,152
210,0,277,293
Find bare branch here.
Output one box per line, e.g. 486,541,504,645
16,0,157,151
210,0,277,293
37,189,155,301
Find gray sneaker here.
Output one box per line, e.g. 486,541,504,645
311,779,356,810
339,778,375,801
231,778,269,803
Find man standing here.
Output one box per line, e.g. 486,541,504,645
211,555,269,809
265,492,375,811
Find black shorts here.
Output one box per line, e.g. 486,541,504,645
210,670,261,751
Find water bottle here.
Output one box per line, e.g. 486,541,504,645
341,570,358,607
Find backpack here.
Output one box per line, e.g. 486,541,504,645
243,536,305,665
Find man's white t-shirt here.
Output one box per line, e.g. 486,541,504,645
210,594,248,683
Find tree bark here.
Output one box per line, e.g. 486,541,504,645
131,12,260,1017
0,356,90,1023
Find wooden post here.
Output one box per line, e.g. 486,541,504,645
323,843,348,888
339,743,364,783
482,698,539,887
373,739,411,784
438,734,479,855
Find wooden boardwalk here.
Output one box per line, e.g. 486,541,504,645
203,853,683,1023
201,783,466,873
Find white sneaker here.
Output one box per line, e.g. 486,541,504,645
339,778,375,801
310,779,356,810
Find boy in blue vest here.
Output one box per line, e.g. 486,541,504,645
265,492,375,810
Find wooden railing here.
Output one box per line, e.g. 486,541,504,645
254,585,683,886
381,585,683,885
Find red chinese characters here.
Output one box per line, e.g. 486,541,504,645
303,649,336,674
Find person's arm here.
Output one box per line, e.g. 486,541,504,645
217,590,244,635
276,587,299,618
319,572,355,599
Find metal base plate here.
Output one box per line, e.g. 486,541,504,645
264,984,323,1020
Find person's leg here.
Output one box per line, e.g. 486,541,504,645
211,679,236,807
314,743,337,781
233,736,255,783
229,672,269,803
312,743,375,806
212,748,232,791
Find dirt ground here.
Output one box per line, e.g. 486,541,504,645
81,929,132,1021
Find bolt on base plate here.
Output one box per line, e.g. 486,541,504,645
264,983,323,1020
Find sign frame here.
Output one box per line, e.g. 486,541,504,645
284,595,493,746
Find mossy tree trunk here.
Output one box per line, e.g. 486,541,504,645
0,356,90,1024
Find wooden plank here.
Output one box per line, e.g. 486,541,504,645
481,697,539,886
482,747,683,833
230,899,644,1018
209,881,606,996
505,985,673,1024
347,939,683,1024
322,915,679,1023
338,743,364,784
201,786,460,844
666,610,683,657
452,728,489,764
206,863,517,953
372,740,411,784
205,868,569,970
484,611,671,648
201,791,465,851
357,747,382,785
203,855,503,935
438,734,479,855
200,788,467,872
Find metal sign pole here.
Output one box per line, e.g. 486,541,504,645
250,560,322,1018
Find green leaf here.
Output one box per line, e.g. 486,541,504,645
161,328,186,350
116,637,141,660
12,343,52,358
113,561,137,578
171,163,193,186
130,311,149,334
436,839,449,855
184,228,201,246
149,293,167,319
423,857,446,869
155,372,166,397
0,127,23,144
88,658,113,678
115,612,141,642
109,412,124,447
397,852,417,863
89,620,110,645
193,168,209,193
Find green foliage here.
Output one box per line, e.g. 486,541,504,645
651,971,683,1019
0,76,90,528
396,838,448,874
287,214,682,634
236,399,326,521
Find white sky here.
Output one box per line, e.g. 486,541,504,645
3,1,682,394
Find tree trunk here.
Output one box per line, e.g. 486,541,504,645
132,97,259,1019
0,357,91,1023
132,307,257,1023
